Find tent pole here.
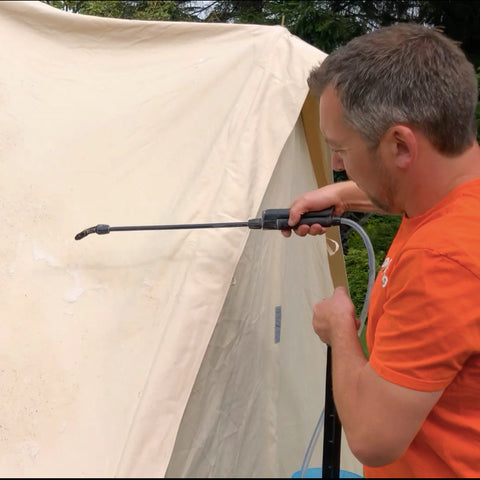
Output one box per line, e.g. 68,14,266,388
322,346,341,478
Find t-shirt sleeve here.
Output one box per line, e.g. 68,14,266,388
369,247,480,391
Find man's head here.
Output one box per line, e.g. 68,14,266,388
308,22,478,156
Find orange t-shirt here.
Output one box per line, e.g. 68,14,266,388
364,177,480,478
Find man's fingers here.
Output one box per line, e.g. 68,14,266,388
309,224,327,235
293,224,310,237
290,224,327,237
287,210,303,227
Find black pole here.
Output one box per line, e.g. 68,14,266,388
322,346,342,478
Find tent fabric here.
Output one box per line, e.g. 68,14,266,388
0,1,362,477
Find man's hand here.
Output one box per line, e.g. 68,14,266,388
281,184,345,238
312,286,359,345
282,180,380,238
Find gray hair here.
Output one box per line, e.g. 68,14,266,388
308,23,478,155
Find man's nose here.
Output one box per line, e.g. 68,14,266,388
331,152,345,171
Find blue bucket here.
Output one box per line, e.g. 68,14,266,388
292,467,363,478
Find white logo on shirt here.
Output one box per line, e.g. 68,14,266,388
380,257,391,288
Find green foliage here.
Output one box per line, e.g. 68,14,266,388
344,214,401,354
42,1,191,21
267,1,367,53
344,244,370,354
203,0,267,24
348,214,402,271
345,245,371,317
416,0,480,68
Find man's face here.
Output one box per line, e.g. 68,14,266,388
319,85,395,213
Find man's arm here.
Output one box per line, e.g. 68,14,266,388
283,180,385,238
331,332,442,466
314,287,442,467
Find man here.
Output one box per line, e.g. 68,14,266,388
283,23,480,477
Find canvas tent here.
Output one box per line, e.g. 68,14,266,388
0,1,363,477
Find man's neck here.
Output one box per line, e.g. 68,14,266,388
401,142,480,218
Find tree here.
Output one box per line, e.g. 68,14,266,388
417,0,480,68
42,1,195,21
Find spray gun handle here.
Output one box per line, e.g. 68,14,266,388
260,206,340,230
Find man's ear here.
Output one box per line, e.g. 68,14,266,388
382,125,417,170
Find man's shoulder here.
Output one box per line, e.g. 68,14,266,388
403,199,480,277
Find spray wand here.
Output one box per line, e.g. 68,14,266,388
74,207,340,240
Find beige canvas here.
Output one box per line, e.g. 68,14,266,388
0,1,362,477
